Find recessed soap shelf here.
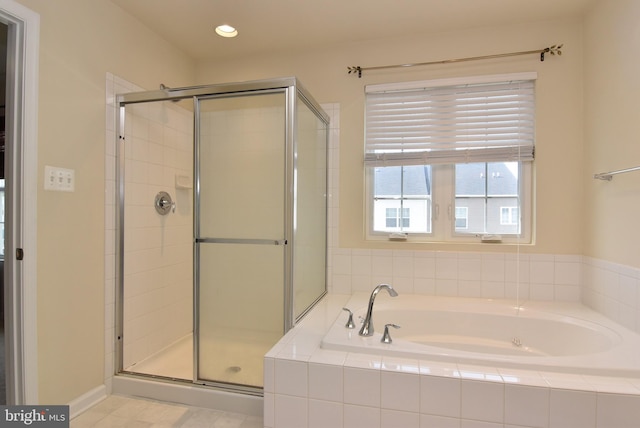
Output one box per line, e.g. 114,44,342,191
175,174,193,189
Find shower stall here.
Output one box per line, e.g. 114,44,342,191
114,77,329,395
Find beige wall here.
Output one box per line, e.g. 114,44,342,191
16,0,195,405
196,19,586,255
584,0,640,268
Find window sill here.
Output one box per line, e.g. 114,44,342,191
366,233,533,246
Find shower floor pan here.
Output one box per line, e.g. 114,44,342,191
125,330,279,387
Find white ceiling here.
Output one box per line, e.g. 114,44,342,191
110,0,595,62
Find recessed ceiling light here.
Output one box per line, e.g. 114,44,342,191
215,24,238,38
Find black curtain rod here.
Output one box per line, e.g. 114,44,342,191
347,44,563,78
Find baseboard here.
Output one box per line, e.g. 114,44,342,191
67,384,108,419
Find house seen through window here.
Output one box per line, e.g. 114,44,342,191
454,162,520,235
374,165,431,233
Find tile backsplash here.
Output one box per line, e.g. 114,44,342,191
330,250,582,302
329,249,640,335
582,256,640,334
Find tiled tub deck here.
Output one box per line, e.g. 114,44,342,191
264,293,640,428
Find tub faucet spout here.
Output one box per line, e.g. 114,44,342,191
359,284,398,336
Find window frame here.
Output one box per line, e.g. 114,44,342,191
448,161,532,243
366,162,532,243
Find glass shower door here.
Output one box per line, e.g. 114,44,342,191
195,91,286,388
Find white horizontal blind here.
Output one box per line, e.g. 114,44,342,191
365,78,535,167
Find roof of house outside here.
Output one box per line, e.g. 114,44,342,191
455,162,518,196
374,162,518,197
374,165,431,196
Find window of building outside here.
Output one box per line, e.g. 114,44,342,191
365,73,535,243
501,206,519,226
455,206,468,230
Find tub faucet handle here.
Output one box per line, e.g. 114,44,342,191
342,308,356,329
381,323,401,344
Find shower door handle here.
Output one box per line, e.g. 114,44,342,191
196,238,287,245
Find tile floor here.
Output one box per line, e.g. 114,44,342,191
71,394,263,427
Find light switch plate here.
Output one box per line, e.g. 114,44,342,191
44,165,75,192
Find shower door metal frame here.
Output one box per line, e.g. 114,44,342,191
114,77,329,394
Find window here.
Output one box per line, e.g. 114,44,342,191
373,165,431,233
365,73,535,242
501,206,519,225
455,162,521,235
385,207,410,228
455,207,468,230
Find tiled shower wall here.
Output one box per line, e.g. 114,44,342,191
105,73,193,374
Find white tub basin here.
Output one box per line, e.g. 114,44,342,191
321,294,640,376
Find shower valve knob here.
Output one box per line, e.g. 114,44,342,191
155,191,175,215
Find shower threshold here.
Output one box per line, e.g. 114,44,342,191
112,373,263,416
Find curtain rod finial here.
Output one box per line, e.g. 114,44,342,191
541,44,563,61
347,66,362,78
